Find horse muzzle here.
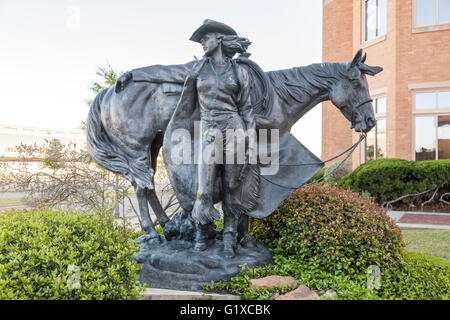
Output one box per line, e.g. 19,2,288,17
350,99,375,133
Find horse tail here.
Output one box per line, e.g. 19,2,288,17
86,88,154,189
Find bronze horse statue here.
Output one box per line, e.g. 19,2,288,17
86,49,382,245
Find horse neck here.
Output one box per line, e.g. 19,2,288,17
268,62,343,129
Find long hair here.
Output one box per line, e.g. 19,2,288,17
218,34,252,58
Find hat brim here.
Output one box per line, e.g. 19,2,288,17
190,21,237,43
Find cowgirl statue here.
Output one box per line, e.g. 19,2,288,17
170,20,260,257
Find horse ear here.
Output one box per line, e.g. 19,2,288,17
359,63,383,76
347,49,363,70
361,52,367,64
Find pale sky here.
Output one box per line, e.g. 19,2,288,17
0,0,323,156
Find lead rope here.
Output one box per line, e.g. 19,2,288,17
259,132,367,190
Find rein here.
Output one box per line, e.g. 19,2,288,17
259,132,367,190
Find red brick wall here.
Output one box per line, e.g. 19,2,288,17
322,0,354,164
323,0,450,167
395,0,450,160
350,0,397,167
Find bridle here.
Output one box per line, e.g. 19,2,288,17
354,98,373,110
349,98,373,129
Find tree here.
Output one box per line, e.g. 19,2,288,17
0,141,131,215
80,63,124,131
43,139,64,169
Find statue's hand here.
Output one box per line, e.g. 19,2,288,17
115,71,132,93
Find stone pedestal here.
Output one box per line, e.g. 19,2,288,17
134,236,273,291
135,212,273,290
133,211,273,290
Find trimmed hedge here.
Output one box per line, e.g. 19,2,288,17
0,208,143,299
249,185,405,275
338,158,450,204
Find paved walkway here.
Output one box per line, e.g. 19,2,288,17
387,210,450,230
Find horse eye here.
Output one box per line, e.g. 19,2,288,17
352,80,360,88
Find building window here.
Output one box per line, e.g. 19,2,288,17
413,89,450,160
364,96,387,162
415,90,450,110
364,0,387,42
415,0,450,27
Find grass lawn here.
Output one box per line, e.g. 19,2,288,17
402,229,450,261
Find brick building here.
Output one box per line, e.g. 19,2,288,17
322,0,450,167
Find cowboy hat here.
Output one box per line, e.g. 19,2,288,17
189,19,237,43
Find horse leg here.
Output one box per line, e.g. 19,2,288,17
133,182,161,242
146,132,170,228
147,190,170,227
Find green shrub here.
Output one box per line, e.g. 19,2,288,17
205,255,379,300
305,168,326,185
338,158,450,205
379,251,450,300
0,208,144,299
249,185,405,275
205,251,450,300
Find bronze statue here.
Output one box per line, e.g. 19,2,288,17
173,20,259,257
86,19,382,289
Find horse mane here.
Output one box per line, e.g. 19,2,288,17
266,62,349,104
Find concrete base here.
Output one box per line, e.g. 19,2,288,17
140,288,241,300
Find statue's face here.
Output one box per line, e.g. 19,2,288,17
200,33,220,56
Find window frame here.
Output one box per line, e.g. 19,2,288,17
361,0,387,46
413,0,450,34
412,87,450,160
362,95,387,163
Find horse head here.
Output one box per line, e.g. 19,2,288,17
329,49,383,133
